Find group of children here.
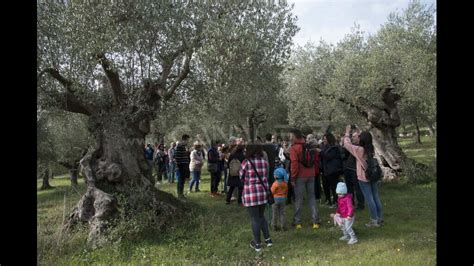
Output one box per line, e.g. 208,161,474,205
270,164,358,245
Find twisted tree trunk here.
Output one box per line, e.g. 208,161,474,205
64,113,185,245
59,159,82,187
70,169,79,187
414,117,422,144
40,167,54,190
355,86,408,180
247,108,266,143
39,47,196,245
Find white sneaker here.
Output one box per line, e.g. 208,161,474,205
348,238,358,245
339,235,350,241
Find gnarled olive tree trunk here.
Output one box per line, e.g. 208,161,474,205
353,86,419,181
64,113,184,245
40,166,54,190
39,50,194,245
246,107,267,143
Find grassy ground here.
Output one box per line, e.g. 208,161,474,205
399,136,436,167
38,137,436,265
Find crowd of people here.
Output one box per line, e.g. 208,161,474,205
143,124,384,251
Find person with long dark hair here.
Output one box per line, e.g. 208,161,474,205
343,125,383,227
320,133,344,208
342,128,365,210
240,144,272,252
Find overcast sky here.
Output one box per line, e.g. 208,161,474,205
287,0,436,47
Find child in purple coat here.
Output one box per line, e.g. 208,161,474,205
330,182,358,244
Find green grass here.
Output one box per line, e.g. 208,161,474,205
399,136,436,166
38,138,436,265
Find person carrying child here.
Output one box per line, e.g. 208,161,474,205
271,167,289,231
330,182,358,245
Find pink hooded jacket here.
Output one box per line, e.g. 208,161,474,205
336,194,354,218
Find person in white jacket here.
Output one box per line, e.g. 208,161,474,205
189,141,204,193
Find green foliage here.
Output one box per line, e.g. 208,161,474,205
150,1,299,142
37,110,91,172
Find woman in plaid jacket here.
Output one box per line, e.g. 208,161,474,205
240,144,273,252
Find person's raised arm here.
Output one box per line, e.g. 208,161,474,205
343,125,360,158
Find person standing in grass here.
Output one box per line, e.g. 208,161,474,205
153,143,167,185
320,133,344,208
208,140,222,197
144,143,155,184
341,127,365,211
342,125,384,227
226,143,245,205
330,182,358,244
189,141,204,193
175,134,191,199
220,144,230,194
271,167,289,231
289,128,321,230
168,142,177,183
240,144,273,252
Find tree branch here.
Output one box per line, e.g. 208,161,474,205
39,68,93,116
39,68,73,91
312,87,366,116
97,53,125,106
163,49,193,101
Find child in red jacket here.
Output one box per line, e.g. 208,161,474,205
330,182,358,244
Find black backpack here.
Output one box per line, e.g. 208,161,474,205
365,156,383,182
299,143,315,168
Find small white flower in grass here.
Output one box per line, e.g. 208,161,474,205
282,256,285,260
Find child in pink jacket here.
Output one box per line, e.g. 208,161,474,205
330,182,358,244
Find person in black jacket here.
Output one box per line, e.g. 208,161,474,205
320,133,343,208
175,134,191,199
144,144,155,184
208,140,222,197
226,143,245,204
319,141,330,205
263,133,277,186
342,129,365,210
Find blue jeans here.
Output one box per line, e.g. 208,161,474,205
222,168,228,193
293,177,319,224
168,162,176,183
358,180,383,222
189,171,201,191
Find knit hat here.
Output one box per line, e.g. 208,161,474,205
273,167,288,181
336,182,347,194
